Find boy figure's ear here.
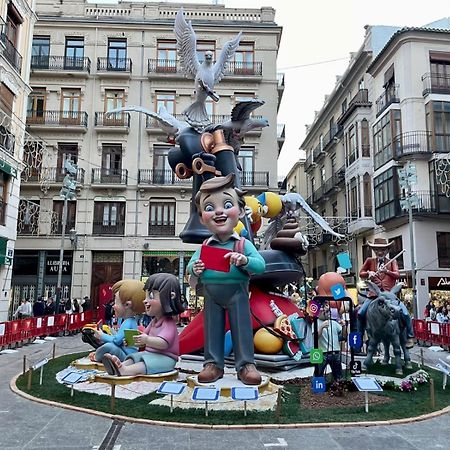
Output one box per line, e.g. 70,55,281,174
238,205,246,219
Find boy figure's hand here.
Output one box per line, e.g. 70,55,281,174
225,252,248,267
193,260,205,276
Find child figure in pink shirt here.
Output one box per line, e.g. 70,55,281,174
103,273,186,376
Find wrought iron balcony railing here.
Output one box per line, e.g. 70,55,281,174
92,220,125,235
238,171,269,187
337,89,371,124
0,124,15,156
95,112,130,127
148,224,175,236
26,110,88,127
422,72,450,96
30,55,91,73
51,219,76,235
91,168,128,185
0,32,22,73
97,57,132,73
393,131,432,158
148,59,262,76
138,169,190,185
375,84,400,117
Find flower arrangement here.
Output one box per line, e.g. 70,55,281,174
377,370,430,392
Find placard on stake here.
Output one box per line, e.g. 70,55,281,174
231,386,259,416
192,387,220,417
156,381,186,413
352,376,383,413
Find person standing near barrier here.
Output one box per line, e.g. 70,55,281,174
33,297,45,317
14,299,32,319
44,297,55,315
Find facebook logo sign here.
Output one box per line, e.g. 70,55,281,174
312,376,326,394
330,283,345,300
348,332,362,349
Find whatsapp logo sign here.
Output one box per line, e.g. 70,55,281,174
309,348,324,364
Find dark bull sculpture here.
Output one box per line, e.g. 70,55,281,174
363,281,412,375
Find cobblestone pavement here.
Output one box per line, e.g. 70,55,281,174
0,335,448,450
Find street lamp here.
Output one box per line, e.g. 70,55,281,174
398,162,419,318
56,159,77,313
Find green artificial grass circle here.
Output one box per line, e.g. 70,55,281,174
13,351,450,427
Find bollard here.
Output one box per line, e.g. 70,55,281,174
275,388,282,422
430,378,435,409
27,369,33,390
52,342,56,359
23,355,26,375
420,348,424,367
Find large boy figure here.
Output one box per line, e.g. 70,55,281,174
187,174,266,385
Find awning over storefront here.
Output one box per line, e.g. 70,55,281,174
0,158,17,178
0,237,12,265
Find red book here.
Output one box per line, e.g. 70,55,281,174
200,245,230,272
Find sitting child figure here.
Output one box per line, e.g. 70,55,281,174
94,280,146,362
103,273,185,376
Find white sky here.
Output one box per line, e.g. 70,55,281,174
95,0,450,177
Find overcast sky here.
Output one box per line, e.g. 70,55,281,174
94,0,450,177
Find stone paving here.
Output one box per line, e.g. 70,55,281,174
0,334,449,449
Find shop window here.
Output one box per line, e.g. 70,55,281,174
437,232,450,268
149,201,175,236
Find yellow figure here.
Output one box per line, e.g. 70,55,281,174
257,192,282,218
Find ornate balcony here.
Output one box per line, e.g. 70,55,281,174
91,168,128,186
92,220,125,235
21,167,85,185
51,219,76,236
97,57,132,75
26,110,88,131
30,55,91,75
148,224,175,236
375,84,400,117
0,124,15,156
94,112,130,130
147,59,262,78
337,89,371,124
0,31,22,73
138,169,190,186
393,131,432,158
422,72,450,96
239,171,269,187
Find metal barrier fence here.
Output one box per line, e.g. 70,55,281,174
0,311,93,349
413,319,450,350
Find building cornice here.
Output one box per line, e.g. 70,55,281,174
368,27,450,76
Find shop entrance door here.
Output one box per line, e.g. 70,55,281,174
91,258,123,321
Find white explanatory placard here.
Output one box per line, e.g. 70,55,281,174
47,316,54,327
430,323,440,335
231,387,259,401
352,377,383,392
192,387,221,402
36,318,42,328
0,323,5,336
157,381,186,396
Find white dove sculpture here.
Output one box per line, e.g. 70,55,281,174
106,105,188,141
174,8,242,127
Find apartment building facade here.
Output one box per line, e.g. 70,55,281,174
0,0,36,321
297,21,450,317
12,0,283,317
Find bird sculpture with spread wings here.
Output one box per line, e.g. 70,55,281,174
106,105,188,141
174,8,242,127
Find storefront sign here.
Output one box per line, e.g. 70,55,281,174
0,158,18,178
428,277,450,290
46,256,72,275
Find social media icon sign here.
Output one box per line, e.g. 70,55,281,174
312,376,326,393
309,348,323,364
348,332,362,349
330,283,345,300
309,299,321,317
350,361,362,375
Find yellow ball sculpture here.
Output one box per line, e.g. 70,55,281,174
253,327,283,354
